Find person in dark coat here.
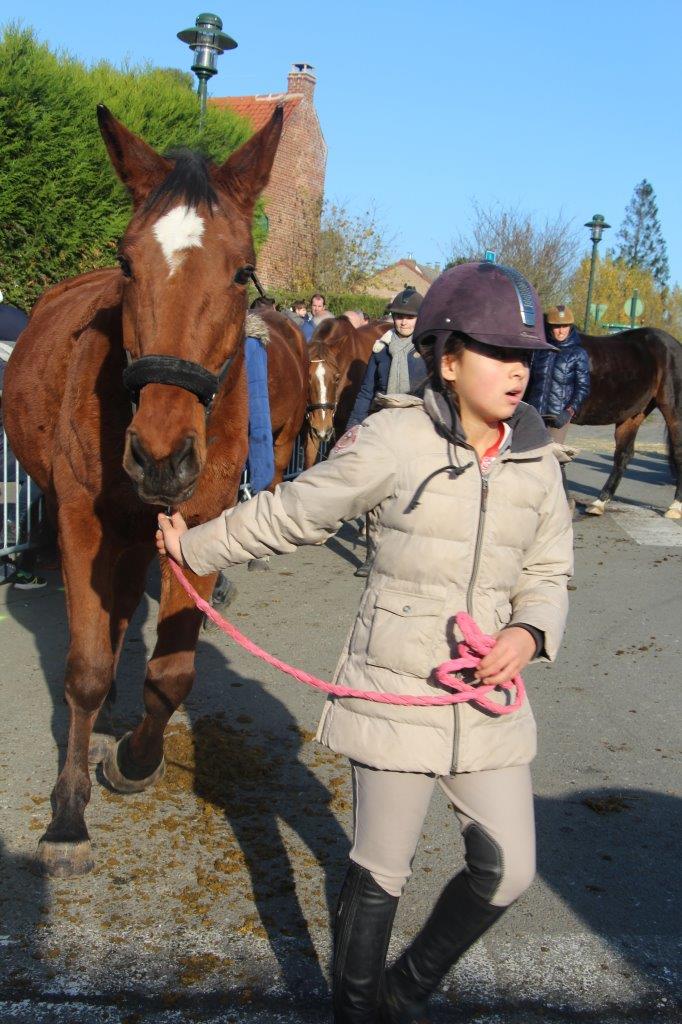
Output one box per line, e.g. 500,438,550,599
346,287,427,429
0,292,47,588
346,286,428,576
0,293,28,393
525,304,590,443
525,304,590,511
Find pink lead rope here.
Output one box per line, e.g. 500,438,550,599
169,560,525,715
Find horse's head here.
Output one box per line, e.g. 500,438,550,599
97,104,283,506
307,337,342,443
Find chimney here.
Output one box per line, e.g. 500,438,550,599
287,62,316,101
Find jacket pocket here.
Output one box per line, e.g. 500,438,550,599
365,589,444,678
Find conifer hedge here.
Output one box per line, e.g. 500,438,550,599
0,27,252,309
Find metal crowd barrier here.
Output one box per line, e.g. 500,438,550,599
1,427,43,576
239,431,329,499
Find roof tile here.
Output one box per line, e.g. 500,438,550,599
209,93,302,131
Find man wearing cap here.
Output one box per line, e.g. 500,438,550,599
525,305,591,445
346,286,428,576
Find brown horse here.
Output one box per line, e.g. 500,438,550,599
3,105,309,877
570,328,682,518
304,316,389,467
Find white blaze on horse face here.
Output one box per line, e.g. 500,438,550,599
315,361,328,407
152,205,205,275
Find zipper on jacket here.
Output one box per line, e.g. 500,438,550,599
466,470,489,617
452,456,488,774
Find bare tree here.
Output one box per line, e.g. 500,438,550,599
446,202,581,306
313,201,394,293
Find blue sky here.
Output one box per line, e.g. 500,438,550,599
10,0,682,287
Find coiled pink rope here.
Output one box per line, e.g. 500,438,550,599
169,560,524,714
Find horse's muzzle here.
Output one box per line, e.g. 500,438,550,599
311,425,334,443
124,432,202,505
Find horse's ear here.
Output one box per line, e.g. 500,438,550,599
213,105,284,213
97,105,172,208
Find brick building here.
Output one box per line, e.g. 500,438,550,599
211,64,327,289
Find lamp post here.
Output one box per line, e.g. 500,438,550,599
177,13,237,132
583,213,610,332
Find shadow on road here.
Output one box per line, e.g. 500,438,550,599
536,787,680,978
181,638,350,997
0,834,47,1000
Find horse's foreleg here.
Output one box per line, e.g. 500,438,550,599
272,427,300,486
103,560,216,793
38,513,119,877
89,544,155,765
585,414,646,515
655,395,679,516
303,428,321,470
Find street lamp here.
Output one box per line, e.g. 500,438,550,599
177,12,237,131
583,213,610,332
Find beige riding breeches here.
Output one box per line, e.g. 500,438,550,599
349,762,536,906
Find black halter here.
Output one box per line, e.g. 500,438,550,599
306,401,336,416
121,265,269,413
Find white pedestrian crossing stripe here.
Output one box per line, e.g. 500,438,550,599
609,502,682,547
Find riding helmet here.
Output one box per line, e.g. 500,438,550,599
387,286,423,317
545,304,575,326
413,262,558,356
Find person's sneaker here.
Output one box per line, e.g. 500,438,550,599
12,570,47,590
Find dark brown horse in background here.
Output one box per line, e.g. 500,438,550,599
304,316,388,467
570,328,682,518
3,105,309,876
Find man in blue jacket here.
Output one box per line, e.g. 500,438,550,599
525,304,590,512
525,304,591,443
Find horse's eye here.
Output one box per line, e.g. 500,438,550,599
233,265,253,287
117,255,133,279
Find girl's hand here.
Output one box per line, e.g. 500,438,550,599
475,627,536,686
156,512,188,565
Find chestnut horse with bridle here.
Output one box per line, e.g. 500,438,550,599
3,105,309,876
304,316,389,467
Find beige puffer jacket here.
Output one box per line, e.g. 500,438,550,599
181,388,573,776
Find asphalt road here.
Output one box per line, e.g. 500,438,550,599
0,414,680,1023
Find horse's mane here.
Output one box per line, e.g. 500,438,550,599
143,149,218,215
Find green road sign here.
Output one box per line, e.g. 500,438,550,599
623,297,643,318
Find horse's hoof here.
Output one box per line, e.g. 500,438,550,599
34,838,94,878
584,500,605,516
102,731,165,794
248,556,270,572
88,732,115,766
213,576,238,609
663,503,682,520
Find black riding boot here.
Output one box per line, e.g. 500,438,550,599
381,871,507,1024
333,862,400,1023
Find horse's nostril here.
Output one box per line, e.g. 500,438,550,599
129,434,147,471
169,437,197,484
